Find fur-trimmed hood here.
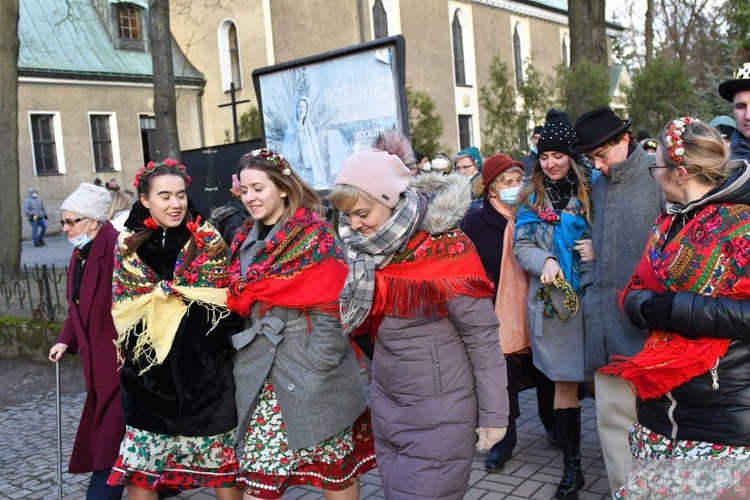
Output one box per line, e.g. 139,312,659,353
411,172,471,234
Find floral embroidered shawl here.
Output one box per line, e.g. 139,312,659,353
602,203,750,399
112,220,231,374
226,206,347,318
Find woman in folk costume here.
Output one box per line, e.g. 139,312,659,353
513,109,593,499
461,154,559,473
602,119,750,497
48,183,124,500
227,148,375,500
328,131,509,500
107,159,241,500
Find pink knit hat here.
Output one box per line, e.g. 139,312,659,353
335,149,411,208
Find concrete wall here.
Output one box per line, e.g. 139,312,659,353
18,80,202,238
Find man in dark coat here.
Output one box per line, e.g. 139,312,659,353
718,61,750,161
49,183,125,500
571,108,663,494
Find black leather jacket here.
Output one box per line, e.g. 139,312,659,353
624,160,750,445
627,271,750,445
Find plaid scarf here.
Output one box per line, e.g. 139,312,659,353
339,188,423,333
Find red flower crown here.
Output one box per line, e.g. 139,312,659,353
133,158,192,188
665,117,698,165
243,148,292,176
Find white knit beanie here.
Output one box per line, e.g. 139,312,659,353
334,149,411,208
61,183,112,222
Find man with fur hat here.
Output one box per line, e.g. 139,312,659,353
571,106,663,494
718,62,750,160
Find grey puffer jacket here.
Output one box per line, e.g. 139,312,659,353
232,222,367,452
581,145,663,372
369,173,509,500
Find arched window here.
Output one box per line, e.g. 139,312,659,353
452,11,466,86
228,23,241,87
513,23,524,90
373,0,388,39
218,20,243,91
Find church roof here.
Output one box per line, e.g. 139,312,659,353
18,0,203,84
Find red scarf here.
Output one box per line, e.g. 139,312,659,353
357,229,494,340
226,207,347,317
601,204,750,399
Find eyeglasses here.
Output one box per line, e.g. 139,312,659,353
454,164,476,172
60,217,88,227
586,147,612,163
648,164,673,178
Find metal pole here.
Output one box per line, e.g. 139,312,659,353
55,360,63,500
230,82,240,143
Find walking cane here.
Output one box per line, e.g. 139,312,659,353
55,357,63,500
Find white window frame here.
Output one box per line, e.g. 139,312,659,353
449,2,480,150
28,111,66,176
560,30,571,68
87,112,122,172
218,19,244,92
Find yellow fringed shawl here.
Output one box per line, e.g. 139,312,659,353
112,221,231,374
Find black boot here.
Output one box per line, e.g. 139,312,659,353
553,407,585,499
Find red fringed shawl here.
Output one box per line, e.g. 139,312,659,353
601,203,750,400
359,229,494,340
226,207,347,317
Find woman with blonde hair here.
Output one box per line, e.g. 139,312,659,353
228,149,375,499
604,118,750,497
513,109,593,499
328,131,509,500
107,188,133,232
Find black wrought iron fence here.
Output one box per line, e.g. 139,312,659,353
0,264,68,321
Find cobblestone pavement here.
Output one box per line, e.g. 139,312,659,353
0,378,610,499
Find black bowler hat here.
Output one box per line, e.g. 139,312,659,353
570,107,631,154
718,62,750,102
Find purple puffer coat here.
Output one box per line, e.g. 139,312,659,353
370,294,509,499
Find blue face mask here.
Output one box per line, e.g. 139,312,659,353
68,232,92,249
498,186,522,206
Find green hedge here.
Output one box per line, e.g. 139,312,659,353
0,316,62,361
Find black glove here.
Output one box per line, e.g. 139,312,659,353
44,215,48,220
640,291,676,331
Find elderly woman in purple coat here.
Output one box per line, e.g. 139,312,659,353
49,183,125,500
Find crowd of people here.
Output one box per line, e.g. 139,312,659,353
39,61,750,500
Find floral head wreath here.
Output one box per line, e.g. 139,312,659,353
665,117,698,165
133,158,191,188
243,148,292,176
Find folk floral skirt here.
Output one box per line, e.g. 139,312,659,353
615,423,750,499
107,426,238,491
236,381,377,499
